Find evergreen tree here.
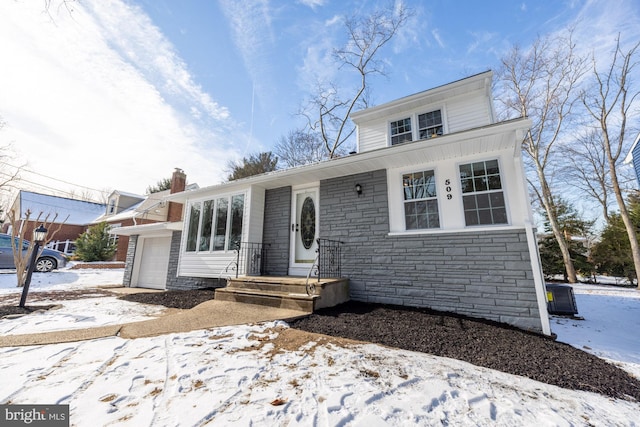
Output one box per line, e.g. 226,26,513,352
591,192,640,284
146,177,172,194
226,152,278,181
538,197,594,280
74,222,117,262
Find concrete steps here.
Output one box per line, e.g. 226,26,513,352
214,276,349,313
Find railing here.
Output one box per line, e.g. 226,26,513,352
217,242,269,281
306,238,343,295
45,239,76,255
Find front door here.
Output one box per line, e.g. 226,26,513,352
289,187,319,276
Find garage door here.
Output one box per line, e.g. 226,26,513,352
136,236,171,289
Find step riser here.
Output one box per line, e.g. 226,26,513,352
215,290,314,312
227,281,309,294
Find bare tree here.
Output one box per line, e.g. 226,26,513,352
495,30,588,283
563,130,613,223
581,36,640,287
0,119,22,193
274,129,328,168
302,3,409,158
6,208,66,288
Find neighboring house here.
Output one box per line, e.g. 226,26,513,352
2,191,107,252
623,133,640,187
2,169,193,262
94,168,196,262
115,71,551,335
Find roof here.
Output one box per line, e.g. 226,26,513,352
17,191,106,225
166,117,531,203
351,70,493,123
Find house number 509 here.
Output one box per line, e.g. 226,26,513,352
445,179,453,200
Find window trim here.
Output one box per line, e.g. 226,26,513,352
389,117,413,146
184,192,246,253
457,157,510,227
387,107,446,147
401,169,441,230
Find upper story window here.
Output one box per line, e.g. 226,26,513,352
390,118,412,145
107,198,116,215
402,170,440,229
185,193,245,252
459,159,507,226
418,110,443,139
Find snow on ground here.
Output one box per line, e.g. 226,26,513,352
0,268,639,426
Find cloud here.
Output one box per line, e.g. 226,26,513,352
298,0,327,10
218,0,276,106
0,0,237,197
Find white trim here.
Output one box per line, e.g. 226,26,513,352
525,220,552,336
455,156,511,228
387,224,526,237
164,118,532,204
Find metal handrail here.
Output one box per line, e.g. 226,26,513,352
305,238,343,295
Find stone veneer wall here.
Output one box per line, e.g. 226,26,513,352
262,186,291,276
122,235,137,287
165,231,222,290
319,169,544,333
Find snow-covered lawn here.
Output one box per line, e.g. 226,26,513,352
0,268,639,426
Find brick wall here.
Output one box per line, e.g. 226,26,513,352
319,169,544,333
262,187,291,275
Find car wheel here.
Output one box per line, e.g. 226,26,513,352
35,257,57,272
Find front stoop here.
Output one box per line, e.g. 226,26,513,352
214,276,350,313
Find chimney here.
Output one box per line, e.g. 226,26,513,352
167,168,186,222
170,168,186,194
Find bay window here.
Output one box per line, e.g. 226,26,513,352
185,194,245,252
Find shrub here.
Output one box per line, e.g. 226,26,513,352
74,222,117,262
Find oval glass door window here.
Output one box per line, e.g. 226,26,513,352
300,196,316,249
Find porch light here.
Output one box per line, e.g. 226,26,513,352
355,183,363,196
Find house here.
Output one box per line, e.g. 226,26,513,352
624,133,640,187
94,168,195,262
114,71,551,335
2,191,107,252
3,169,193,262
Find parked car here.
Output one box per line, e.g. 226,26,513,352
0,233,68,272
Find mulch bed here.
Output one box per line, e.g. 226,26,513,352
2,288,639,401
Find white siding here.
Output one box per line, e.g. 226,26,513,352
445,90,492,133
247,186,265,243
356,88,494,153
387,145,530,234
177,185,266,279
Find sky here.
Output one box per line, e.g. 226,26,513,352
0,0,639,205
0,269,639,424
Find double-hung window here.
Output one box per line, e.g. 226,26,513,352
390,117,412,145
402,170,440,229
459,159,507,226
185,194,245,252
418,110,442,139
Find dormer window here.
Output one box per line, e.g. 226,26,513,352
108,198,116,215
390,118,412,145
419,110,443,139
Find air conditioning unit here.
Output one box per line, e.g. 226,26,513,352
546,284,579,315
